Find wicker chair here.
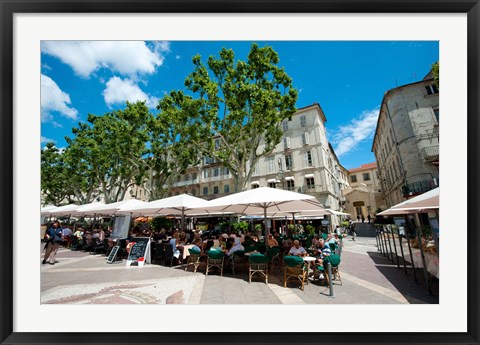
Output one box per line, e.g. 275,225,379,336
248,253,269,284
185,248,205,273
206,249,225,276
316,254,342,286
227,250,245,274
283,256,308,290
266,247,281,271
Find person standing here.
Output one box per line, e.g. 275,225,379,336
367,214,372,224
361,215,365,223
42,221,63,265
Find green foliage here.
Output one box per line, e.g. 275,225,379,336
157,43,298,192
232,221,249,233
305,224,315,236
151,217,173,231
431,61,439,89
341,221,350,228
41,143,70,205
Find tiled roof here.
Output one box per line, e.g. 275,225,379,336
348,162,377,173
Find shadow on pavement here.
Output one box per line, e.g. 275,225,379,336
366,251,439,304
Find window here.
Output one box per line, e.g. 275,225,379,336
282,120,288,131
285,154,293,170
192,173,197,180
223,167,230,175
301,132,310,146
286,179,295,191
300,115,306,127
224,184,230,193
363,172,370,181
213,168,219,177
214,139,220,150
433,108,439,122
203,169,210,178
268,182,277,188
425,84,439,95
184,174,190,181
204,156,215,165
283,136,291,149
350,175,357,183
306,177,315,189
203,186,208,195
213,186,219,194
304,151,313,167
192,189,197,196
266,157,275,174
252,183,260,189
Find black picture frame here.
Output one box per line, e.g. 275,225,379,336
1,1,478,344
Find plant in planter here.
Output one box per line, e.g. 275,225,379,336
305,224,315,236
232,221,249,234
287,224,296,235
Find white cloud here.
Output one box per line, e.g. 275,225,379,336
41,41,166,78
41,74,78,122
175,55,181,60
331,107,380,157
103,76,158,108
41,136,56,144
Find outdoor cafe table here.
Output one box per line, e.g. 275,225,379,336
302,256,317,274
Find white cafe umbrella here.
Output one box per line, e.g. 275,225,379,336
41,205,58,215
197,187,326,244
70,201,106,216
377,187,439,216
48,204,80,217
120,194,212,231
90,199,148,216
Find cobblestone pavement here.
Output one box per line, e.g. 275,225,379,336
40,237,439,304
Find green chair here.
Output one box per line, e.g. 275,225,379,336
185,248,204,273
244,245,256,253
248,253,269,284
328,242,338,254
316,254,342,286
283,255,308,290
228,250,245,274
206,249,225,276
266,247,281,271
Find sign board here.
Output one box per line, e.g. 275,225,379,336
106,246,120,264
126,237,151,266
353,201,365,207
321,220,330,225
112,215,131,239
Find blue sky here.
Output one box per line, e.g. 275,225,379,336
41,41,438,170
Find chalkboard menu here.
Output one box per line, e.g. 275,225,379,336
106,246,120,264
126,237,151,264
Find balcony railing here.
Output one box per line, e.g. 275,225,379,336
402,178,439,197
421,146,439,162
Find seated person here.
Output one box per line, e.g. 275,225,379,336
226,237,244,257
315,238,332,265
191,238,203,253
311,235,320,249
328,233,339,245
169,232,181,259
288,240,307,257
267,234,279,247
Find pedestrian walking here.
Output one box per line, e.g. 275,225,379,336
42,221,63,265
367,214,371,224
350,223,356,241
357,215,360,222
361,215,365,223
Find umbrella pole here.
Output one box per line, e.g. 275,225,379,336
264,207,269,249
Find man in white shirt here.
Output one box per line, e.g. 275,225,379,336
288,240,307,257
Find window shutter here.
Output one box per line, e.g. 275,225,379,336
305,132,310,145
303,153,308,167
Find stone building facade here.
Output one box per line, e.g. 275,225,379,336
372,75,439,208
343,162,386,219
160,103,347,228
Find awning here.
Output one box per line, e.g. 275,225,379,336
251,181,259,185
305,174,314,178
285,176,294,181
267,178,278,183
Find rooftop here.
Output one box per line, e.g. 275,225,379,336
349,162,377,173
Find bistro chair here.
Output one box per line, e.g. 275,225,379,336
316,254,342,286
227,250,245,274
329,242,339,255
248,253,269,284
153,243,165,265
206,249,225,276
163,244,176,267
283,255,308,291
266,247,281,271
185,248,205,273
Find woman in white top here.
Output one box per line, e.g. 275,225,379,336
226,237,244,257
169,232,181,259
